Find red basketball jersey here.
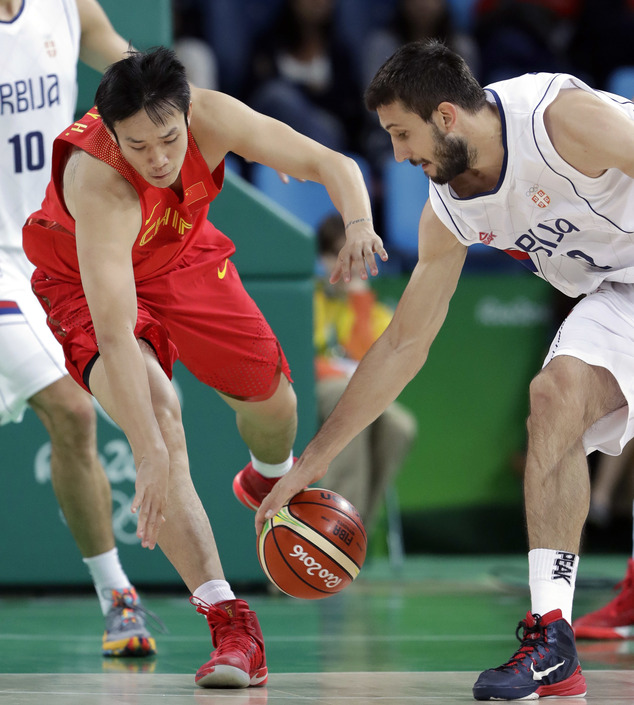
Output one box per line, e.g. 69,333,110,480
23,107,235,282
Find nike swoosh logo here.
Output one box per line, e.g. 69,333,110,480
531,660,565,681
217,258,229,279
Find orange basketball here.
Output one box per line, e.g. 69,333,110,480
257,488,367,599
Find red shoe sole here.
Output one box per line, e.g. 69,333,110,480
535,666,587,698
232,472,261,510
574,624,634,639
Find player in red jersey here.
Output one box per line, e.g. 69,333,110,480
23,47,385,689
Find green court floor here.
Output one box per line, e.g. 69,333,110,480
1,555,633,702
1,555,633,674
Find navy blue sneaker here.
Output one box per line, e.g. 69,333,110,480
473,609,587,700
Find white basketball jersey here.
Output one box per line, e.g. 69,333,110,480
0,0,80,251
429,73,634,298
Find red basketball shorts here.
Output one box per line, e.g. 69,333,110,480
31,246,292,400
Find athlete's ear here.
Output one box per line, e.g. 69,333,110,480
186,102,193,127
435,102,458,133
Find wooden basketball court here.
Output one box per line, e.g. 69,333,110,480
1,555,633,703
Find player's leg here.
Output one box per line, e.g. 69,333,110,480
220,371,298,511
29,378,113,557
222,371,297,466
28,377,160,656
525,355,625,553
474,283,634,700
473,355,617,700
145,252,299,512
88,339,267,687
88,340,224,589
0,255,153,656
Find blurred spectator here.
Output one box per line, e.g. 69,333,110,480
588,442,634,528
361,0,481,172
569,0,634,90
361,0,480,88
314,213,418,531
473,0,581,85
242,0,365,153
172,0,219,90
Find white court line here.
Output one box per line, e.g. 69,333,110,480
0,633,506,643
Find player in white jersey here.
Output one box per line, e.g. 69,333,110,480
255,40,634,700
0,0,160,657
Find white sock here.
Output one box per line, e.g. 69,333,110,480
193,579,236,606
529,548,579,623
83,548,131,615
250,450,294,478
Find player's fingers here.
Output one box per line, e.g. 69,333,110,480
142,508,165,550
133,491,154,548
136,505,148,543
255,508,268,537
145,489,168,547
364,249,379,277
256,490,285,536
131,486,143,514
255,472,310,535
330,258,347,284
374,241,389,262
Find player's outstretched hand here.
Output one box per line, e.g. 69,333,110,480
131,453,168,550
331,224,388,284
255,456,326,536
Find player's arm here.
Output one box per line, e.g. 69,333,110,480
67,151,168,549
255,202,467,534
544,88,634,179
76,0,131,72
189,87,386,282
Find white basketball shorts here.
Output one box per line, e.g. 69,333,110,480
0,248,67,425
544,280,634,456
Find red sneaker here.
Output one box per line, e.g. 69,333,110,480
233,460,295,510
473,610,586,700
573,558,634,639
192,598,267,688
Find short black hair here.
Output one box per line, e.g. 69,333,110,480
96,46,191,132
365,39,486,122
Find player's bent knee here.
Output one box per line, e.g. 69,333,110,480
529,359,584,415
528,374,562,420
526,363,594,445
246,377,297,424
31,376,98,441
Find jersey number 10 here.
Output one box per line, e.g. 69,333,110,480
8,131,45,173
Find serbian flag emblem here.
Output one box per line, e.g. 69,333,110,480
0,300,21,315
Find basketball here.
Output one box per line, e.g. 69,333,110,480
257,488,367,599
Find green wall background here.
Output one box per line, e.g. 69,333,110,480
371,271,555,553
